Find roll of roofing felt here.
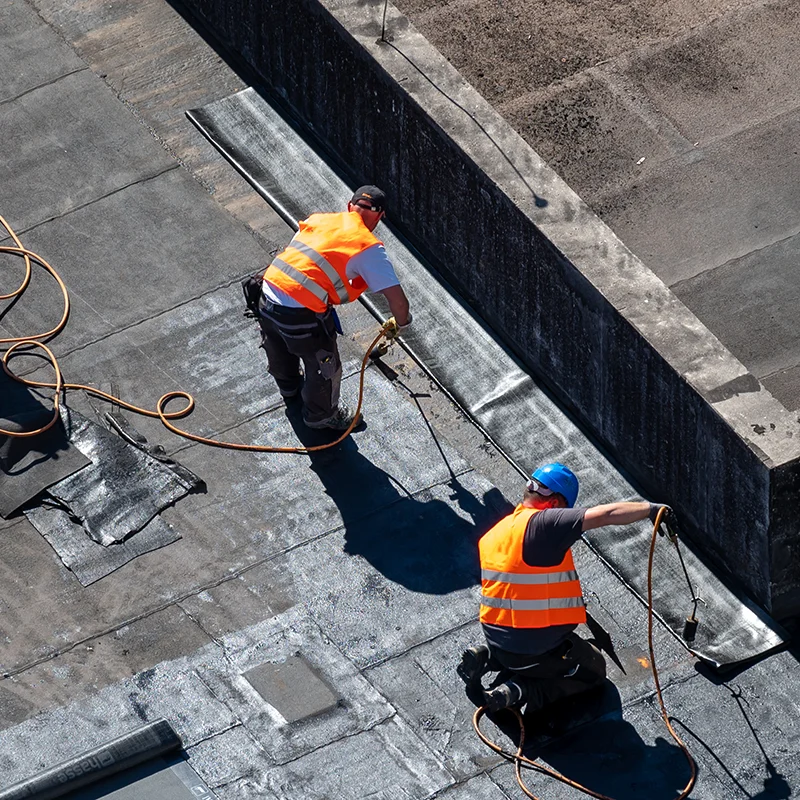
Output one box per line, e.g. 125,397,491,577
0,719,181,800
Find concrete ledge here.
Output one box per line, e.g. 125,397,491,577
180,0,800,616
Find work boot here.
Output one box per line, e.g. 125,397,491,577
483,680,523,712
304,404,361,431
457,645,491,688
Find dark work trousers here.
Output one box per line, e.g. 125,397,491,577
490,633,607,714
257,297,342,424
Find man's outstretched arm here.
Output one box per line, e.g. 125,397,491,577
583,501,669,531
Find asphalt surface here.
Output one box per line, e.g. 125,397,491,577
394,0,800,412
2,1,800,799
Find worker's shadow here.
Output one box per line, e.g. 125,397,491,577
483,683,699,800
285,403,512,594
678,662,792,799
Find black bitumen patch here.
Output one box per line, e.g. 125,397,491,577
40,407,193,546
0,376,90,518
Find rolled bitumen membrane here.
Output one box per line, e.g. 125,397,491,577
0,719,180,800
187,87,787,669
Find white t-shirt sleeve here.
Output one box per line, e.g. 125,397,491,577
346,243,400,292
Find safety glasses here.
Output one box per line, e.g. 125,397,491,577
528,478,554,496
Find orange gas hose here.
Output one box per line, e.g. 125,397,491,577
0,215,389,452
472,507,697,799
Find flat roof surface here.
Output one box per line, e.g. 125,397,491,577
395,0,800,411
1,1,800,799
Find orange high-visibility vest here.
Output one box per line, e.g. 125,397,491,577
263,212,380,312
479,505,586,629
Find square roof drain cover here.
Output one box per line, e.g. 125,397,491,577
243,655,339,723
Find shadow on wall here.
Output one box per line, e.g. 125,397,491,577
285,403,512,595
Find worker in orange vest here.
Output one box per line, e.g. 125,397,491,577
458,463,671,714
258,186,412,430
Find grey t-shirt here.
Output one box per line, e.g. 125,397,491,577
482,507,586,655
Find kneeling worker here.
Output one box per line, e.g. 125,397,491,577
258,186,412,430
458,463,671,714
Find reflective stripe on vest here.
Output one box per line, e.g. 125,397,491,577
478,505,586,629
285,237,348,303
263,212,378,312
479,596,586,611
480,569,580,585
271,256,331,306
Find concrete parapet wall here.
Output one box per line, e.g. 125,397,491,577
182,0,800,617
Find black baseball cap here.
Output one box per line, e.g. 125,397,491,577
350,185,386,213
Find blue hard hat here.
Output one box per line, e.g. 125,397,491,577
530,463,579,508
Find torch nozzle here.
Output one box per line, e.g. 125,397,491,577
683,615,699,642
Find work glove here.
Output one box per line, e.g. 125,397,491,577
649,503,678,541
382,313,412,340
382,317,399,339
648,503,673,524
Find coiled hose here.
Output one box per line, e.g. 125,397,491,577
0,215,390,452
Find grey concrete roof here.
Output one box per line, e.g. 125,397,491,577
395,0,800,411
1,1,799,799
